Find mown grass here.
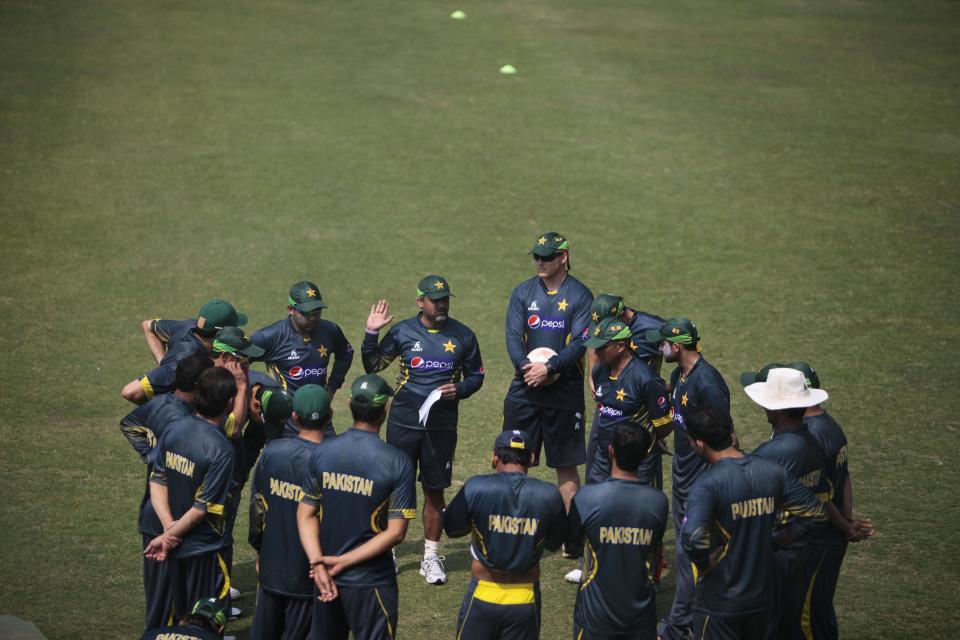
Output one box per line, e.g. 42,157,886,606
1,1,957,638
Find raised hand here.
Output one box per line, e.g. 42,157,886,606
366,299,394,332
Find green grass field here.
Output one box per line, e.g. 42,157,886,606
1,1,958,638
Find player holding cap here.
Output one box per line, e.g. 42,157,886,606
443,430,568,640
681,408,828,640
248,384,330,640
362,275,484,585
568,423,668,640
141,597,228,640
145,367,237,622
251,281,354,437
298,373,417,640
122,299,248,404
120,354,213,630
645,317,730,640
503,231,593,514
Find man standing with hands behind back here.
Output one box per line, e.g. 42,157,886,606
362,275,485,586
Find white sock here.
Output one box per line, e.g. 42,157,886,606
424,539,440,559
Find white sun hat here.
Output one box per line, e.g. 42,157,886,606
744,367,828,410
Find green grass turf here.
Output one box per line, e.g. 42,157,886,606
1,0,958,637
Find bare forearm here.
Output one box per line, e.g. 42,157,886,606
142,320,166,364
166,507,207,538
337,521,407,570
297,503,324,563
843,476,853,520
149,482,174,528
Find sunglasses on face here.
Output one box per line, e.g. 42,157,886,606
534,253,561,263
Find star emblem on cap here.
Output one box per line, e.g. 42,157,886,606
681,392,689,406
671,327,680,335
594,326,601,336
443,339,456,353
435,281,445,290
318,345,328,357
558,298,568,311
616,388,626,401
629,340,638,352
306,288,317,297
591,311,599,322
537,236,546,246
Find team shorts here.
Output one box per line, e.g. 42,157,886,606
456,577,541,640
167,549,231,621
386,424,457,490
572,618,655,640
502,398,585,468
251,585,312,640
311,583,398,640
691,610,768,640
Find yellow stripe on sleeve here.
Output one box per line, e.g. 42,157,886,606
139,377,155,400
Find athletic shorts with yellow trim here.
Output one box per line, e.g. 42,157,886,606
456,577,541,640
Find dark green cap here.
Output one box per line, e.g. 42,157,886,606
591,294,625,324
739,362,786,387
293,384,332,427
529,231,570,257
191,597,227,627
644,317,700,348
350,373,394,407
786,361,821,389
585,316,633,348
288,281,328,314
212,326,265,359
258,385,293,439
196,299,248,335
417,275,454,300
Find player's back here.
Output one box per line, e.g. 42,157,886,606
302,428,416,586
448,472,566,573
252,436,318,597
683,455,792,615
572,478,668,634
804,410,849,513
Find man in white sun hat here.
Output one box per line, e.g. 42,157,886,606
744,367,873,640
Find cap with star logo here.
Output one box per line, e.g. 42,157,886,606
529,231,570,258
195,299,248,336
293,384,332,428
584,316,633,348
211,326,266,359
288,281,328,314
644,317,700,349
590,294,625,324
350,373,395,407
417,275,454,300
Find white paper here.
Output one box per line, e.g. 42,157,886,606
418,388,443,426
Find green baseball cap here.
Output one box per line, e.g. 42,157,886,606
529,231,570,257
417,275,454,300
288,281,329,314
585,316,633,348
739,362,786,387
644,317,700,347
293,384,332,427
212,326,265,359
786,361,821,389
591,294,625,324
350,373,395,407
190,597,227,627
196,299,248,335
257,386,293,439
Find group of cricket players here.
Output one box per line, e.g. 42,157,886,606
120,231,874,640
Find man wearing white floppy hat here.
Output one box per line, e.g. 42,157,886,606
744,367,872,640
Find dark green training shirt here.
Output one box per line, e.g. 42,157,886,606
249,436,319,598
805,410,850,545
569,478,668,635
361,315,484,431
505,275,594,410
668,357,730,510
139,329,208,400
443,472,567,573
251,317,353,394
120,393,195,537
622,308,666,372
752,426,834,546
589,358,672,485
301,429,417,587
681,455,826,615
150,415,234,558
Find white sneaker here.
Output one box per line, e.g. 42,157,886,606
228,607,241,621
392,548,399,575
564,568,582,584
229,586,241,600
419,555,447,585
